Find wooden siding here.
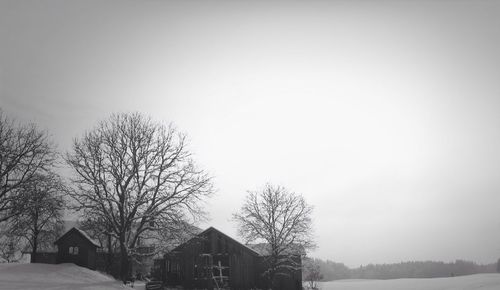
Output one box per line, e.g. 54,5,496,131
54,228,98,270
158,227,302,290
163,227,260,290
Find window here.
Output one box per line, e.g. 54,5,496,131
69,246,79,255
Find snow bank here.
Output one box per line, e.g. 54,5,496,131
318,273,500,290
0,263,134,290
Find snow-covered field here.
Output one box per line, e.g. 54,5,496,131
0,263,137,290
317,274,500,290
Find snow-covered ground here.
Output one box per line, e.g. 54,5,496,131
317,273,500,290
0,263,139,290
3,263,499,290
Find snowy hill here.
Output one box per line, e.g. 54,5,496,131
0,263,134,290
318,273,500,290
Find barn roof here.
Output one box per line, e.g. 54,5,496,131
203,227,261,256
168,226,261,257
54,227,101,248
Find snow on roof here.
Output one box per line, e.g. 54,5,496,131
54,227,100,248
73,227,101,247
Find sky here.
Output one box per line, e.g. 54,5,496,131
1,0,500,268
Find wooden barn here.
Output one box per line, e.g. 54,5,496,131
54,227,100,270
154,227,302,290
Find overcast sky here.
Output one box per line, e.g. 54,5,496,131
2,0,500,267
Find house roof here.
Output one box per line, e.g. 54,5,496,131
168,226,261,257
54,227,101,248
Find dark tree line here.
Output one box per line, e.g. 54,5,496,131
307,258,498,281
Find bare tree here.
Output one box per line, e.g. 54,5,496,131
303,258,323,289
0,110,56,222
233,183,315,288
0,229,23,263
65,112,213,282
10,172,65,262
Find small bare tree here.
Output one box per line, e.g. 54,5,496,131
0,110,56,222
66,112,213,282
10,172,65,262
303,258,323,289
233,183,315,288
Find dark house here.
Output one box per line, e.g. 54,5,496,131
54,227,100,270
154,227,302,290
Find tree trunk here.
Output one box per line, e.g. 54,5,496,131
119,236,129,283
106,232,113,274
270,249,278,290
269,263,277,290
31,234,38,263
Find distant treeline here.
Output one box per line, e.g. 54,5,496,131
310,258,498,281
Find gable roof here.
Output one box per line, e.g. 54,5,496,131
54,227,101,248
205,227,262,256
168,226,261,257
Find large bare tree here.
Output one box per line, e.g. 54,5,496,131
66,112,213,282
233,183,315,288
0,110,56,222
10,172,65,262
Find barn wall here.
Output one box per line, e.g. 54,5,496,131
163,229,260,290
166,235,205,289
55,231,97,270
